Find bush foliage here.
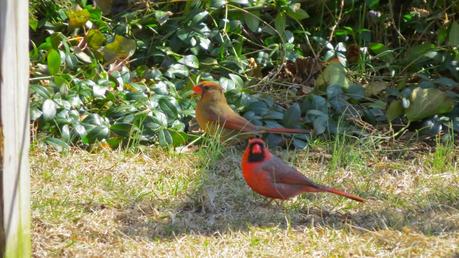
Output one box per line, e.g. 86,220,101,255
29,0,459,150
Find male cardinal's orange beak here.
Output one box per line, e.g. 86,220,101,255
192,85,202,95
252,144,262,154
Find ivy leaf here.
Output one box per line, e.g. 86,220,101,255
87,125,110,143
292,138,307,149
219,77,235,91
178,55,199,69
165,64,189,78
192,11,209,25
45,137,69,152
158,98,179,119
286,3,309,21
405,87,455,122
386,100,404,122
110,123,132,137
42,99,57,120
315,61,350,90
230,0,249,5
155,10,173,25
244,11,260,32
447,21,459,47
47,49,61,75
228,73,244,88
67,9,90,28
274,12,286,38
283,103,301,128
158,129,173,146
307,110,328,135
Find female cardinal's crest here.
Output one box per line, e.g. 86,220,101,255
192,81,223,95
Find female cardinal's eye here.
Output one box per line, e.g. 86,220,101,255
203,86,210,90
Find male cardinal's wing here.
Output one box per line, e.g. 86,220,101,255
261,156,322,188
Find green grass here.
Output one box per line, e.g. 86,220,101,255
31,137,459,257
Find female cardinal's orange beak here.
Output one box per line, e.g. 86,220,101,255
192,85,202,95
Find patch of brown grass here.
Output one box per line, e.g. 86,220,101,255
31,140,459,257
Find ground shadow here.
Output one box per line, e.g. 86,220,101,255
114,146,459,241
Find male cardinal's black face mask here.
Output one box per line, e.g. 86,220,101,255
248,142,265,162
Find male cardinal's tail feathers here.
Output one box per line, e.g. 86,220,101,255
323,187,365,203
260,127,308,134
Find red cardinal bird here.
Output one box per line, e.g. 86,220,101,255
193,81,307,140
241,138,364,202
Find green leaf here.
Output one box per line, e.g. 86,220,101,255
386,100,404,122
154,111,168,126
403,43,435,64
228,73,244,88
274,13,286,38
315,61,350,90
75,49,92,63
307,110,328,135
286,3,309,21
292,138,307,149
47,49,61,75
283,103,301,128
448,21,459,47
158,129,173,146
169,130,188,146
192,11,208,25
406,88,455,122
87,125,110,143
244,11,260,32
82,113,103,126
110,123,132,137
155,10,173,25
103,35,136,63
230,0,249,4
219,77,235,91
158,98,178,119
42,99,57,120
347,84,365,101
86,29,106,49
165,64,189,78
45,137,69,152
433,77,458,88
61,125,71,141
364,81,388,97
312,115,328,135
31,84,51,98
178,55,199,69
211,0,226,8
67,9,90,28
74,124,87,137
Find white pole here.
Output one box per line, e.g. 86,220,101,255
0,0,31,256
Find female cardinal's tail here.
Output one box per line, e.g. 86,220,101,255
323,186,365,202
260,127,308,134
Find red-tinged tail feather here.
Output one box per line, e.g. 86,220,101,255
260,127,308,134
323,187,365,203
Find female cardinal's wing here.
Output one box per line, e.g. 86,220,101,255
205,104,257,132
220,113,257,132
261,156,322,188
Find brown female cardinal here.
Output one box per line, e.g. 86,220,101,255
193,81,307,140
241,137,364,202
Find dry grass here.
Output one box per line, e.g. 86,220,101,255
31,137,459,257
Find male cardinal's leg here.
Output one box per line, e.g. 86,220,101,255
261,198,274,207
